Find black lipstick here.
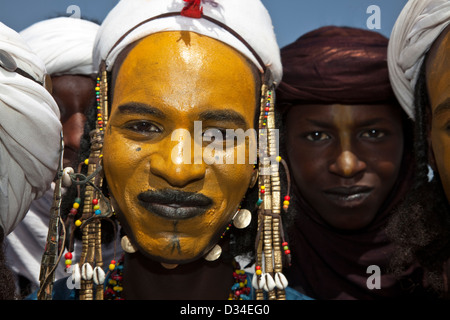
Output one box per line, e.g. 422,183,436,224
137,189,213,220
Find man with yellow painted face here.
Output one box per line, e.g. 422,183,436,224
46,0,309,301
387,0,450,299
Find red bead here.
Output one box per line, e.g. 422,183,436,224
255,265,261,270
64,252,73,260
110,260,116,265
282,242,288,246
284,195,291,201
285,250,291,255
92,199,98,205
70,208,77,215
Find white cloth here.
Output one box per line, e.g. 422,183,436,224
388,0,450,119
0,22,61,235
20,17,100,76
93,0,282,86
5,18,100,288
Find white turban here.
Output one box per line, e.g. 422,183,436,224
0,22,61,235
388,0,450,119
20,17,100,76
94,0,282,86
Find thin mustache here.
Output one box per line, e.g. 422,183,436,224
137,189,213,207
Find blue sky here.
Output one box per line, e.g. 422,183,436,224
0,0,407,48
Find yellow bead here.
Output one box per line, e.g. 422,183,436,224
283,200,290,206
75,220,82,227
93,204,100,210
109,264,115,271
65,259,72,265
276,156,282,162
255,269,262,276
260,185,265,190
109,279,117,285
84,159,89,165
239,282,244,288
72,202,80,209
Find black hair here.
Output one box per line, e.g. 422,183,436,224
386,58,450,296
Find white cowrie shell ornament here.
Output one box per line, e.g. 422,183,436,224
93,266,105,285
62,167,74,187
274,272,289,290
81,263,93,281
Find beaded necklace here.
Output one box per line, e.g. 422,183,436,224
103,255,251,300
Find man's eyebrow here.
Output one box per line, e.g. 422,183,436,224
198,109,249,128
433,98,450,117
117,102,166,119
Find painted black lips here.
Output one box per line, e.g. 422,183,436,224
137,189,213,220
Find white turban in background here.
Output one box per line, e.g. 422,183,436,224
20,17,100,76
94,0,282,86
6,18,117,288
0,22,61,235
388,0,450,119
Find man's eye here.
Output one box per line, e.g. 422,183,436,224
202,128,237,147
305,131,330,141
123,121,161,134
361,129,385,139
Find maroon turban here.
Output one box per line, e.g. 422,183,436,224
277,26,397,106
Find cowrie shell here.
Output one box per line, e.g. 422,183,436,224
93,266,105,285
62,167,74,187
252,273,266,290
274,272,288,290
263,273,276,292
81,263,93,281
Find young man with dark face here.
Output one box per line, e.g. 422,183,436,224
387,0,450,298
276,26,426,299
0,22,61,299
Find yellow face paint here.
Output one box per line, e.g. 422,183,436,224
103,31,258,263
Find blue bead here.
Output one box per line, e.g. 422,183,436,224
95,209,101,215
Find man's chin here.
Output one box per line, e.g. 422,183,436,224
133,239,211,265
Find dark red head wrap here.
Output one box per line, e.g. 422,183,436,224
277,26,397,106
